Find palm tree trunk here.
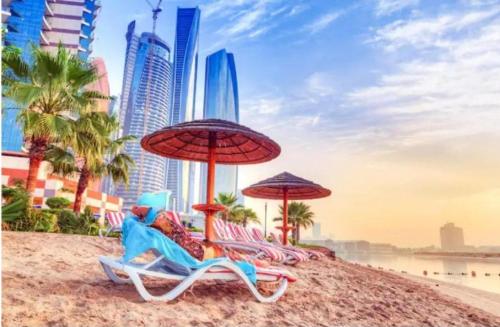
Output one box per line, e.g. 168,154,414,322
26,138,48,206
296,225,301,243
73,168,90,213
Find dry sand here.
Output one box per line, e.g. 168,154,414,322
2,231,500,327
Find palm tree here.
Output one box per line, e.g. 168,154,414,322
46,112,135,213
2,45,109,205
214,192,243,222
273,201,315,243
233,207,260,227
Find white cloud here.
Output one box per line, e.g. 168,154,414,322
288,4,307,17
304,11,343,34
305,72,335,98
375,0,420,17
371,6,500,51
244,97,284,115
349,10,500,148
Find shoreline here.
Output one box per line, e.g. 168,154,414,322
391,271,500,317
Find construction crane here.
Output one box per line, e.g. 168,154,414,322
137,0,163,197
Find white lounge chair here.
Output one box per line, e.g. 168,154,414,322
99,252,295,303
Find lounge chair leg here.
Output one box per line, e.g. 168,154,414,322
100,262,131,284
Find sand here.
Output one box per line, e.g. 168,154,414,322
2,231,500,327
395,272,500,317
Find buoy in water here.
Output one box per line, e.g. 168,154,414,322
433,272,439,275
485,273,490,276
471,271,476,277
423,270,428,276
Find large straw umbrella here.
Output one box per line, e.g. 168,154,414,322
141,119,280,242
242,172,331,245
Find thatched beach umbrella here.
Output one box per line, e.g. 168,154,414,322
141,119,281,241
242,172,331,245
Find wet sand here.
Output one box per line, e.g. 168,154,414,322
2,231,500,327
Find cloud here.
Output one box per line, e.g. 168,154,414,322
374,0,420,17
305,72,335,98
287,4,307,17
303,11,343,34
243,97,284,115
348,6,500,150
370,5,500,51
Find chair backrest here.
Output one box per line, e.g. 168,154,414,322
105,212,125,227
242,226,258,243
213,218,228,240
235,225,252,242
227,223,243,241
252,228,265,242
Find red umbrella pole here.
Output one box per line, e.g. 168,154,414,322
282,187,289,245
205,132,216,241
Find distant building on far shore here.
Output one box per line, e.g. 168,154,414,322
313,223,322,239
440,223,465,251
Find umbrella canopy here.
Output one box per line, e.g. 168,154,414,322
141,119,281,164
242,172,331,245
242,172,331,200
141,119,281,242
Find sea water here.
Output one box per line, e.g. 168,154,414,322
340,253,500,294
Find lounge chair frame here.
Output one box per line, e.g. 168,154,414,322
99,255,290,303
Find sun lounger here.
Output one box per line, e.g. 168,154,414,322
99,212,125,237
230,224,309,264
99,218,296,303
213,219,288,263
269,231,325,259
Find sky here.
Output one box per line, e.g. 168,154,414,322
93,0,500,247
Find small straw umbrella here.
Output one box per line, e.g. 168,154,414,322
141,119,281,242
242,172,331,245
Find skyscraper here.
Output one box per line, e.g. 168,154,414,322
88,57,111,113
440,223,465,251
167,7,200,212
200,49,240,201
116,22,173,209
2,0,100,151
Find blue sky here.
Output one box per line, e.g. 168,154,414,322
94,0,500,246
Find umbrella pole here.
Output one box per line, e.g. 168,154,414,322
205,132,216,241
282,187,289,245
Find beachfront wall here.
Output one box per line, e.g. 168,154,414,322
1,152,122,217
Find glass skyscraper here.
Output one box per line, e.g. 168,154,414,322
2,0,100,151
166,7,200,213
200,49,240,201
116,22,173,209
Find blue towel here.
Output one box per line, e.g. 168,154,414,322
121,218,257,284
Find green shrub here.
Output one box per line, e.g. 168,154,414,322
33,210,59,233
2,184,29,230
80,206,100,236
57,209,79,233
46,197,72,209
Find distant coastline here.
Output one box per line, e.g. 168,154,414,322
414,252,500,261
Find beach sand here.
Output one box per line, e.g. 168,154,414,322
2,231,500,327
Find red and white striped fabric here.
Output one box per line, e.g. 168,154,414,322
271,231,324,259
232,224,304,263
164,211,182,227
213,219,286,262
105,212,125,228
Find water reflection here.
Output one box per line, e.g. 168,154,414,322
340,253,500,294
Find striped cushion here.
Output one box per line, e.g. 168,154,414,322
105,212,125,228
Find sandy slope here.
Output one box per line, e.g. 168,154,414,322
2,231,500,327
395,273,500,317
